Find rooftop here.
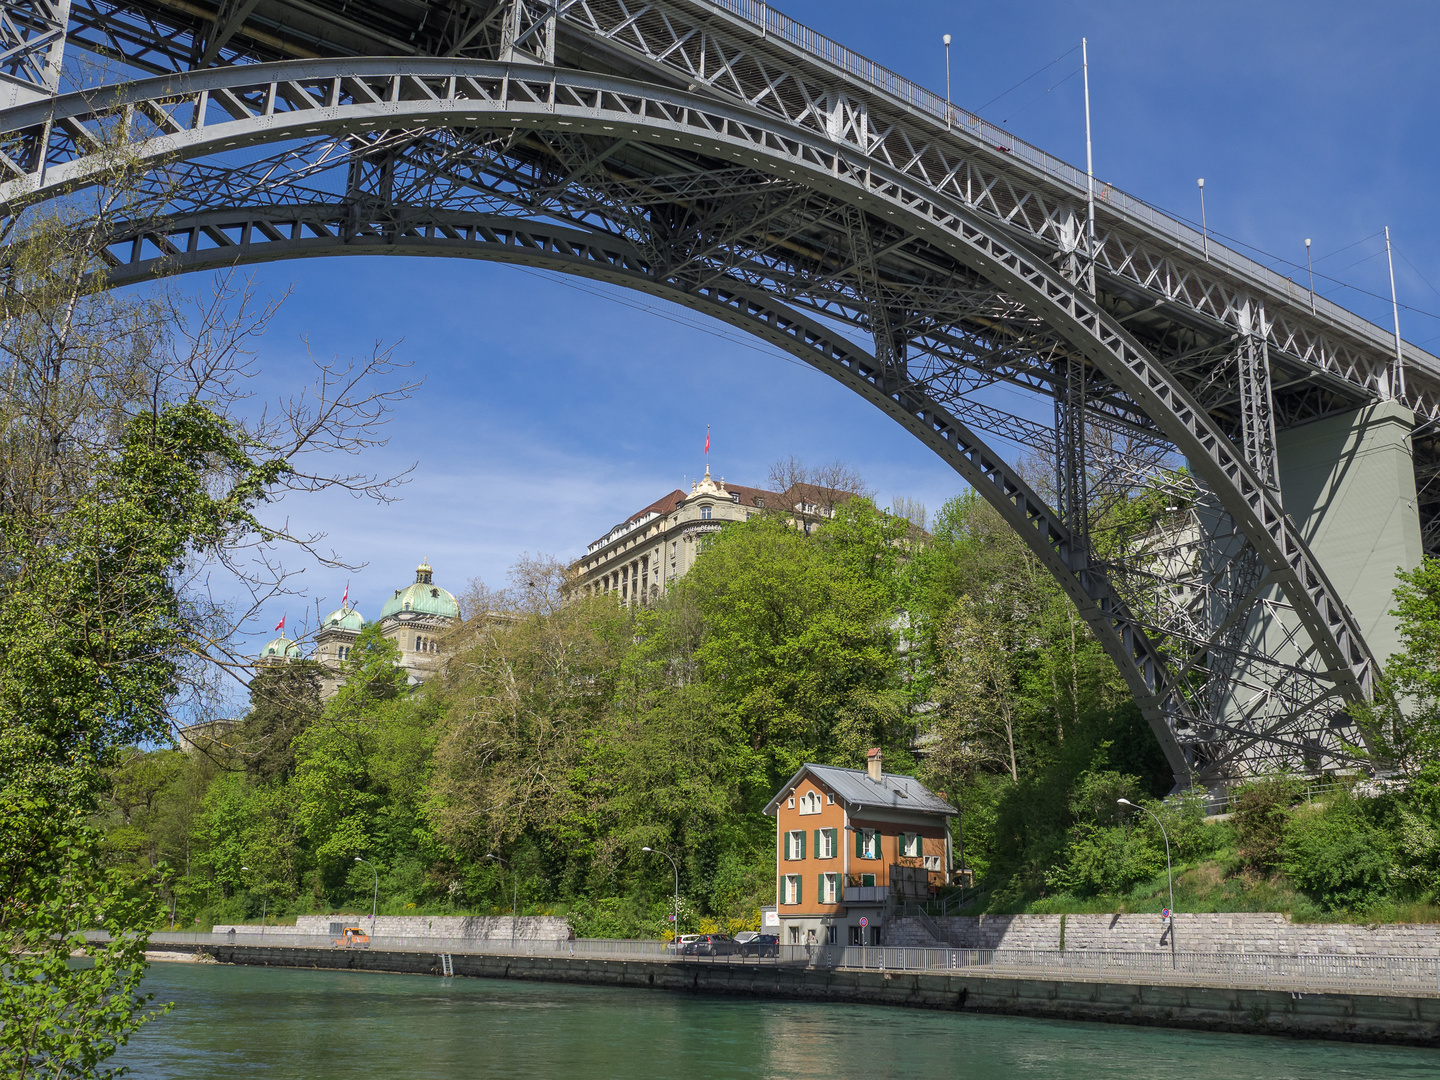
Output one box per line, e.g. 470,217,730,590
764,762,957,817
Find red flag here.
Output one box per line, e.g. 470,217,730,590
704,428,710,455
341,582,349,607
273,614,286,633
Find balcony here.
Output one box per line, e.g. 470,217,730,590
842,885,887,904
842,865,951,905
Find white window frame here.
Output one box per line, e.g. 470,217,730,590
817,828,836,860
859,828,880,860
821,873,839,904
783,874,801,905
901,833,922,858
785,829,806,861
798,790,821,816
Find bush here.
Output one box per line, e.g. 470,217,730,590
1233,776,1302,872
1282,797,1391,911
1045,824,1163,896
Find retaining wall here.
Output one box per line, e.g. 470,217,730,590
197,942,1440,1046
889,913,1440,955
211,915,571,941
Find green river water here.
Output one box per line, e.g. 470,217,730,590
111,960,1440,1079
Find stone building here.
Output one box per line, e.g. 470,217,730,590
263,559,461,699
569,465,851,604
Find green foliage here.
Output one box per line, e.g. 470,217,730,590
1232,776,1303,872
237,660,324,783
0,819,170,1080
1282,795,1392,911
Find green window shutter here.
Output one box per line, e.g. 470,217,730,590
799,831,806,859
796,875,802,906
783,831,790,860
817,874,824,904
855,827,863,857
814,828,821,858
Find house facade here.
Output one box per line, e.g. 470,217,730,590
764,749,956,946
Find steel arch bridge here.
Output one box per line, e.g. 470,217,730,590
0,0,1432,786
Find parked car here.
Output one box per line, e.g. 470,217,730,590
680,934,738,956
738,933,779,958
668,934,701,954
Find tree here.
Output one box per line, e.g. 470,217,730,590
1353,558,1440,773
237,660,324,783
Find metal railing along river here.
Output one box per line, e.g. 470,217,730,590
124,932,1440,997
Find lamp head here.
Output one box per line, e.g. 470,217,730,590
1305,237,1312,248
354,856,362,862
943,33,951,45
1197,178,1204,189
1117,798,1134,807
642,846,653,852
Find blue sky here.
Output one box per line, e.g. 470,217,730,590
149,0,1440,667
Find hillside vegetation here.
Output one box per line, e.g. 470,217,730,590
101,495,1440,934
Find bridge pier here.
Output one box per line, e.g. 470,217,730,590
1277,401,1422,672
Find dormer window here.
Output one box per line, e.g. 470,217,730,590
731,493,740,503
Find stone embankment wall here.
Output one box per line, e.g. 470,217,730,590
888,913,1440,955
198,943,1440,1047
212,914,570,941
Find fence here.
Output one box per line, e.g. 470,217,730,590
123,931,1440,996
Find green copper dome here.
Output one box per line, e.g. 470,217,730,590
380,560,460,620
323,604,365,632
260,635,302,660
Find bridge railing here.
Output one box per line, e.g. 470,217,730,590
696,0,1435,372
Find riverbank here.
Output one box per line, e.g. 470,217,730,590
185,941,1440,1047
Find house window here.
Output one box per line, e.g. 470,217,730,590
901,833,922,858
827,925,837,945
700,505,712,520
755,497,766,509
798,791,822,816
924,855,943,871
855,828,880,860
787,796,795,809
731,493,740,503
850,925,864,946
782,874,802,905
819,873,840,904
816,828,836,860
861,873,876,887
784,830,807,860
790,926,800,943
826,792,834,805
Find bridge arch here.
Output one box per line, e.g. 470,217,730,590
0,57,1378,781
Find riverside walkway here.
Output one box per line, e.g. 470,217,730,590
132,931,1440,999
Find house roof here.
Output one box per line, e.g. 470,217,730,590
626,489,686,524
763,763,957,817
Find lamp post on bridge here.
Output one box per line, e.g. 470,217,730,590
942,34,952,129
1197,178,1209,261
1118,799,1174,969
642,847,681,944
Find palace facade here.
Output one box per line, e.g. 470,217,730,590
258,559,461,698
569,465,849,603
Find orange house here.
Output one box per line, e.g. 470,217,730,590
763,748,957,946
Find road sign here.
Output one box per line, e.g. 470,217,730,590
859,917,868,927
669,914,676,922
1161,908,1172,920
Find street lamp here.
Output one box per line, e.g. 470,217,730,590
1196,178,1209,261
1117,798,1175,967
942,34,952,130
354,857,378,937
485,854,518,946
642,847,680,944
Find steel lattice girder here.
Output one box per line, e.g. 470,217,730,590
0,55,1381,781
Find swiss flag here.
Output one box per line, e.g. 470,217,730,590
273,614,286,633
704,428,710,455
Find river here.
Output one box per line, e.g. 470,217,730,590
112,960,1440,1078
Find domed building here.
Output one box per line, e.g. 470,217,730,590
377,560,460,686
260,560,462,700
312,602,366,698
257,634,303,663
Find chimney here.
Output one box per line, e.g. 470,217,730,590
866,747,883,782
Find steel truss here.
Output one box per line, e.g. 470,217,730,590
0,0,1417,782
